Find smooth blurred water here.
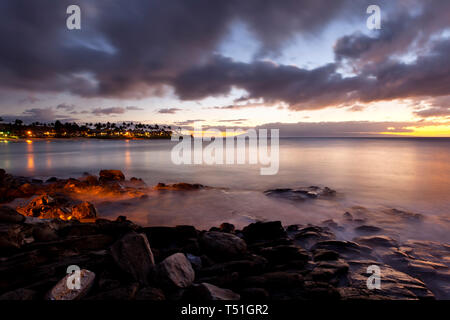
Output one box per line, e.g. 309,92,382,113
1,138,450,240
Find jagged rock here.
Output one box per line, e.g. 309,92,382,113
71,201,97,220
47,269,96,300
264,186,336,201
354,235,398,248
135,287,166,300
187,283,240,300
243,221,286,242
156,253,195,289
110,232,155,285
99,170,125,182
200,231,247,260
0,206,25,223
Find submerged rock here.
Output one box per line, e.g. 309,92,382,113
354,235,398,248
264,186,336,201
154,182,205,191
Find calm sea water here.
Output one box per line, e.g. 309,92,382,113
1,138,449,242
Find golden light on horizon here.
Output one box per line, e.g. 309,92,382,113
380,125,450,137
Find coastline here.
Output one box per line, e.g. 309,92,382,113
1,169,449,300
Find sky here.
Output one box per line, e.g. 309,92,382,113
0,0,449,137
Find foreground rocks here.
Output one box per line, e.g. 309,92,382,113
1,208,448,300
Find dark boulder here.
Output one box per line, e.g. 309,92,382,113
156,253,195,289
99,170,125,182
200,231,247,260
0,206,25,224
243,221,286,242
110,232,155,285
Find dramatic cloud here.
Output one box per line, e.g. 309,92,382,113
173,119,205,126
158,108,181,114
0,0,449,117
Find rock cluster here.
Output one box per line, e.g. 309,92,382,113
1,205,448,300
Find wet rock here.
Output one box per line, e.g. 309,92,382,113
294,226,335,249
347,260,434,300
0,206,25,223
47,269,95,300
156,253,195,289
200,231,247,260
243,221,286,242
309,259,349,283
313,249,340,261
99,170,125,182
259,245,309,264
264,186,336,201
71,201,97,220
110,232,155,285
343,212,353,220
385,208,423,221
311,240,373,260
135,287,166,300
0,288,37,300
354,225,382,234
354,235,398,248
187,283,240,300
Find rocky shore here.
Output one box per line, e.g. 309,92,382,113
1,169,449,300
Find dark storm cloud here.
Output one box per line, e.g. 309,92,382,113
0,0,358,98
0,0,449,111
